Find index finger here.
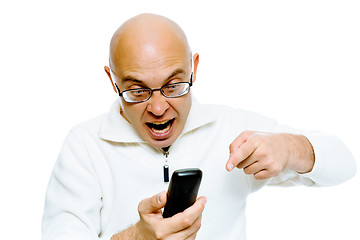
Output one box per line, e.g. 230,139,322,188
227,136,257,171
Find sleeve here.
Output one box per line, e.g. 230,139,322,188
42,130,104,240
295,132,357,186
268,130,357,187
236,110,357,189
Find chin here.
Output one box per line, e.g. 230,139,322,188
147,136,176,149
150,140,173,149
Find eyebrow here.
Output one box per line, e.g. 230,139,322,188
122,75,143,83
122,68,186,84
167,68,186,80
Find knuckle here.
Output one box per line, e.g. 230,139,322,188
183,218,193,227
181,214,193,227
154,229,165,240
266,155,276,166
274,165,282,175
269,164,281,176
258,147,268,158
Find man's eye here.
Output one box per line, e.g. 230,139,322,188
129,89,148,97
165,85,179,91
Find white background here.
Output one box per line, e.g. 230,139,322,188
1,0,359,239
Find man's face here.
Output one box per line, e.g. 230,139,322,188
111,44,193,149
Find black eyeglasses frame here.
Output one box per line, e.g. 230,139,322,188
114,72,193,103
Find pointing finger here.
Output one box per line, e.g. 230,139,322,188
227,139,257,171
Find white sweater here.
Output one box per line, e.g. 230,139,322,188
42,98,356,240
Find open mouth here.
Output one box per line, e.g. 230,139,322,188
146,118,175,134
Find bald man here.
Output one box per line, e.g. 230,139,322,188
42,14,356,240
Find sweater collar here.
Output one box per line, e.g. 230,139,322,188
99,96,216,143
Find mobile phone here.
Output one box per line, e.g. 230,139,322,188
163,168,202,218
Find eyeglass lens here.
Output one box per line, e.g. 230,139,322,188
123,83,190,103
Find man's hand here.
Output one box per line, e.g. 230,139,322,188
111,191,207,240
226,131,315,180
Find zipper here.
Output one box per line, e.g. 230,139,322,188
162,147,170,182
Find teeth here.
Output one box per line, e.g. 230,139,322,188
146,119,174,134
151,123,171,133
150,120,169,125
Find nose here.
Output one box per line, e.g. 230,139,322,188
146,91,169,116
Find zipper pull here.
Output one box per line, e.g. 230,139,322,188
162,147,170,182
163,164,169,182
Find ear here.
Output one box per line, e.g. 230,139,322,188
104,66,117,93
192,53,199,83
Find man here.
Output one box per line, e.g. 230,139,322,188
42,13,356,240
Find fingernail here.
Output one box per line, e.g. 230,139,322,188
227,163,234,171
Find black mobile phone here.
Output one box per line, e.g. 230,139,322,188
163,168,202,218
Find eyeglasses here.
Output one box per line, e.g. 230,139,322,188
115,73,193,103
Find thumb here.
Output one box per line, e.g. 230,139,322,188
138,191,167,214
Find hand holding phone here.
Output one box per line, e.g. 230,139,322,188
163,168,202,218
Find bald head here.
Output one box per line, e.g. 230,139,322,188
105,14,199,149
109,13,192,74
